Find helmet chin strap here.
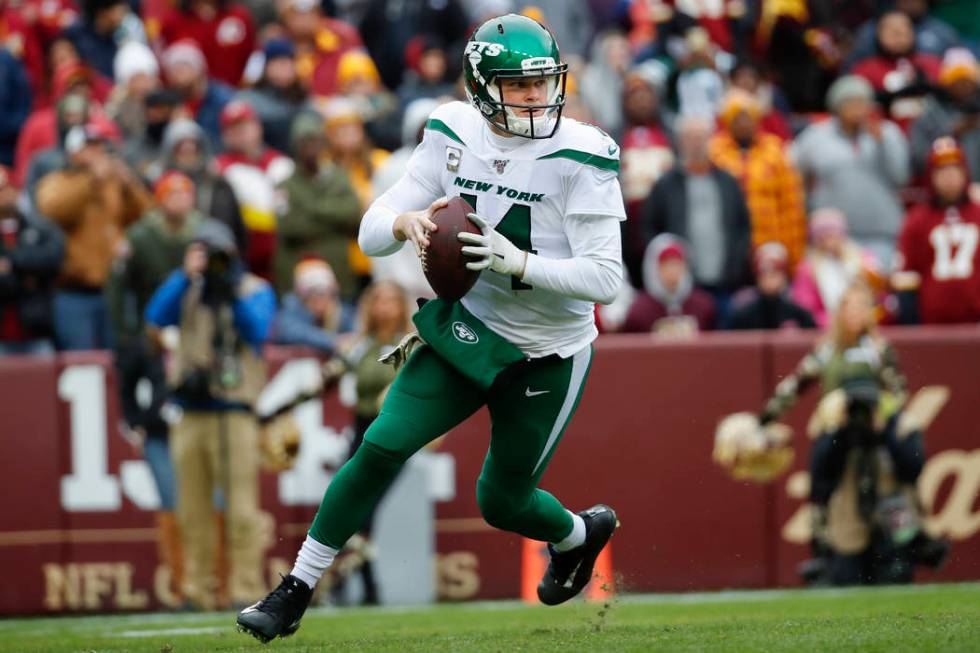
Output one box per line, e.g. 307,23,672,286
486,75,562,138
499,112,555,138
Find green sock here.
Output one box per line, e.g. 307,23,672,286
308,440,404,548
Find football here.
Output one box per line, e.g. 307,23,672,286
422,196,482,301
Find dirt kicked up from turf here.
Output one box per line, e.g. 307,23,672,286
1,582,978,653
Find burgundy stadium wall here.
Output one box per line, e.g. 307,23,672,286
1,327,978,614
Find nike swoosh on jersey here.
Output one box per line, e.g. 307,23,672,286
525,388,550,397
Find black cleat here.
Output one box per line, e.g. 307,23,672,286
537,504,618,606
236,574,313,644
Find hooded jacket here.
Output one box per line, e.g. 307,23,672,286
152,118,247,253
622,234,716,333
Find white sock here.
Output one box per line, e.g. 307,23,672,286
290,535,338,589
552,511,586,552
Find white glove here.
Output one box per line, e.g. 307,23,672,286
458,213,527,277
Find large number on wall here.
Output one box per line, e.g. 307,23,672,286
57,360,352,512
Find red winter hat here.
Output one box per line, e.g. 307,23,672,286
658,241,687,263
928,136,967,171
51,61,92,100
220,100,258,129
154,170,195,202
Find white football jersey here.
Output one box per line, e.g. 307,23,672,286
405,101,626,358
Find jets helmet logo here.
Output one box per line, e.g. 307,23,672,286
452,321,479,344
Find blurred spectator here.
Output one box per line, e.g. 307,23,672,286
0,0,46,106
0,167,63,354
894,137,980,324
519,1,594,60
335,278,411,604
334,49,400,152
322,97,388,211
358,0,468,91
38,36,114,104
162,39,234,149
121,89,181,180
930,0,980,53
728,60,791,141
792,208,882,328
619,65,674,284
145,219,275,610
235,38,310,154
580,30,631,136
369,97,437,300
729,242,816,330
848,0,959,65
278,0,363,98
36,126,153,349
850,11,941,132
153,118,247,252
105,171,203,603
910,48,980,189
709,90,807,268
322,98,387,289
215,99,294,281
159,0,257,87
0,49,32,167
18,0,80,49
15,61,116,186
107,41,162,142
621,234,716,335
108,171,207,349
645,0,747,55
63,0,138,80
271,258,352,351
753,1,842,113
23,94,91,201
792,75,910,268
274,112,360,301
672,27,726,119
641,115,752,301
397,34,455,111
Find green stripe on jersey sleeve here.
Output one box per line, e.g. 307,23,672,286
536,148,620,172
425,119,465,146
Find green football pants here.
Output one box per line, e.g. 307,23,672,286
308,344,593,549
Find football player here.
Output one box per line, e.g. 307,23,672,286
237,14,625,642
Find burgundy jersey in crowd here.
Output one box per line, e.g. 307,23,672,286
898,201,980,324
160,3,256,86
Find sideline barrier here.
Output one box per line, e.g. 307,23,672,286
0,326,978,614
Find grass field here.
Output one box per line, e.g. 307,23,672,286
1,583,978,653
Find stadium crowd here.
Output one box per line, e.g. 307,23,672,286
0,0,977,354
0,0,975,608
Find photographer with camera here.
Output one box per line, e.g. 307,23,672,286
759,281,947,585
144,219,276,610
